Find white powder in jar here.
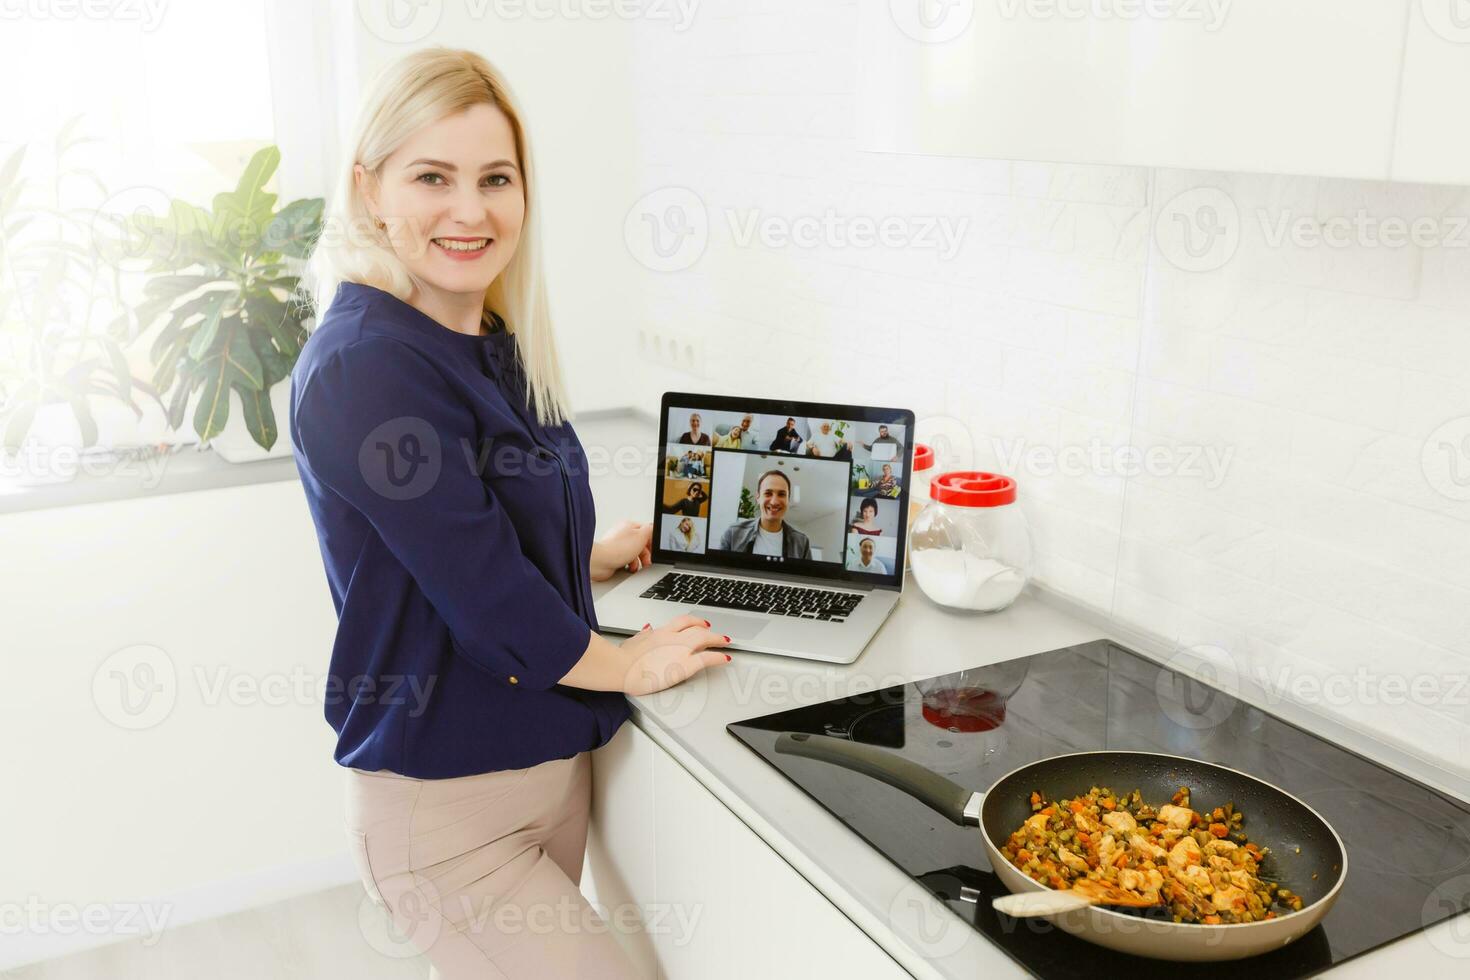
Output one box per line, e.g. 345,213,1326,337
911,548,1026,611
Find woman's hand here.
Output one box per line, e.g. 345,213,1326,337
618,615,732,695
590,519,653,582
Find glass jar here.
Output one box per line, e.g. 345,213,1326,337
904,444,936,572
906,659,1034,772
907,444,936,530
910,471,1032,612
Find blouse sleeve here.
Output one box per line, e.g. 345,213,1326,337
293,336,593,691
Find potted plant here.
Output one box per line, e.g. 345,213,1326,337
0,123,148,486
738,485,756,520
129,145,321,462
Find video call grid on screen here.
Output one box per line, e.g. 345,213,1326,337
653,393,915,588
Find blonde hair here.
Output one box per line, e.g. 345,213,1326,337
307,47,571,427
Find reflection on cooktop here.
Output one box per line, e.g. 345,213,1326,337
727,639,1470,980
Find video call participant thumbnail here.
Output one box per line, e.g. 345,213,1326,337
717,469,812,560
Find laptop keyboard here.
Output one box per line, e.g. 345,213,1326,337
639,572,864,622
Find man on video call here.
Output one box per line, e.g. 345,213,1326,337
718,469,813,559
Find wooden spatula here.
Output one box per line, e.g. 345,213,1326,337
993,878,1160,917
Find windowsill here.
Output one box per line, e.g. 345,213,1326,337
0,446,303,517
0,406,654,517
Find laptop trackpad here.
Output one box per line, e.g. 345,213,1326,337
700,612,770,642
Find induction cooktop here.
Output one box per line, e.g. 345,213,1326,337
727,639,1470,978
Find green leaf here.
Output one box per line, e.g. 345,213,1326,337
185,296,227,361
102,336,133,402
247,323,292,386
192,318,263,445
144,272,220,298
3,211,33,238
105,311,132,342
27,251,68,330
235,379,278,450
144,288,231,343
127,203,217,269
213,146,279,251
166,376,192,429
148,290,226,361
246,292,303,359
0,144,25,201
135,274,219,327
152,333,188,393
193,370,228,441
261,197,323,258
220,318,263,389
55,115,87,155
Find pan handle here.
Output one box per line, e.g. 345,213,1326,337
774,732,982,826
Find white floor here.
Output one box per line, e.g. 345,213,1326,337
2,884,431,980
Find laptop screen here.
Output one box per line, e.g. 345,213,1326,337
652,392,916,589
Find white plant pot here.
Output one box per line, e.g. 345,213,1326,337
208,383,295,463
87,394,176,450
0,402,84,487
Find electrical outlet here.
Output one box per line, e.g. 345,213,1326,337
638,328,705,378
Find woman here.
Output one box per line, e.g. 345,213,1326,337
677,412,710,445
847,498,883,535
664,516,701,552
664,482,707,516
872,462,899,496
290,48,731,979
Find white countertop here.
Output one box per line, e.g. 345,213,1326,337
578,411,1470,979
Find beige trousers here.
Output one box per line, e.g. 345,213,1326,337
345,752,644,979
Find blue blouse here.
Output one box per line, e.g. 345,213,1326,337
289,281,630,778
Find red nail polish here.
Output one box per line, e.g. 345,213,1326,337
724,635,731,642
724,654,732,661
703,619,711,627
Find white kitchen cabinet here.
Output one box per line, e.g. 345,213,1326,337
586,723,908,979
1391,5,1470,184
585,714,662,976
859,0,1413,182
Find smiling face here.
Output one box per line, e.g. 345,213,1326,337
859,538,874,561
356,103,524,312
678,518,692,534
758,472,789,524
859,500,878,522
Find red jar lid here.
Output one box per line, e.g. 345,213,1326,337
929,470,1017,507
913,444,935,472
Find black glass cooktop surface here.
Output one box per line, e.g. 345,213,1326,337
726,639,1470,979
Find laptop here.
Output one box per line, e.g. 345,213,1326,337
594,392,916,664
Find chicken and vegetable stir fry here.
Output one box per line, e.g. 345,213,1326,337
1000,785,1305,924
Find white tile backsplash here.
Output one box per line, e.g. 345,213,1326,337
621,5,1470,776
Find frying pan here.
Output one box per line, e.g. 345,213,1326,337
774,734,1347,962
